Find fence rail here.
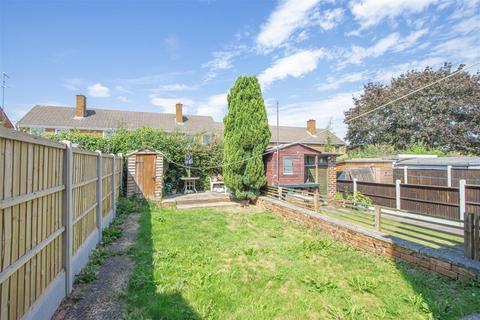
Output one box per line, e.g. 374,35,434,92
262,184,476,260
0,127,123,320
263,186,327,211
337,179,480,221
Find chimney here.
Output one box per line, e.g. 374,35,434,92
75,95,87,118
307,119,316,135
176,102,183,123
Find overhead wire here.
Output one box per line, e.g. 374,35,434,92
163,61,480,171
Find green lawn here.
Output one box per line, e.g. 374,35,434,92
125,204,480,319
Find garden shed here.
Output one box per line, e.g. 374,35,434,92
127,148,165,200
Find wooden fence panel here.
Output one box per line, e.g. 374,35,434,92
72,151,98,255
0,128,123,320
400,184,459,220
454,169,480,187
0,132,65,320
337,179,353,193
466,185,480,215
356,181,397,208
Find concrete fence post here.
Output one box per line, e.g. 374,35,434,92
278,186,283,200
464,212,474,259
459,179,466,221
118,153,124,195
403,166,408,184
395,179,401,210
447,165,452,187
62,141,73,295
111,154,116,217
96,151,103,240
374,206,381,231
314,188,319,212
353,178,358,195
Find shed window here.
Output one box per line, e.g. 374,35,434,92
283,157,294,175
202,134,211,145
30,127,45,136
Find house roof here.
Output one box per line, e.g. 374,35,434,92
395,157,480,168
16,105,216,134
17,104,345,146
268,125,345,145
0,106,14,129
266,143,341,155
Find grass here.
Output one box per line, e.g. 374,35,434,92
125,204,480,319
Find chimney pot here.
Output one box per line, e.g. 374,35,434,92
75,95,87,118
176,103,183,123
307,119,316,135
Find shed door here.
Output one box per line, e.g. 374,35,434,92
136,154,156,199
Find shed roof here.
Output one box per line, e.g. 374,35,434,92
395,157,480,168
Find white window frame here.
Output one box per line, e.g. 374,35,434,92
201,134,211,145
283,157,294,175
103,129,114,138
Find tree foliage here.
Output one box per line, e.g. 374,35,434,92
345,63,480,154
223,76,271,200
47,128,223,191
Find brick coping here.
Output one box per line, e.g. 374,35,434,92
258,196,480,280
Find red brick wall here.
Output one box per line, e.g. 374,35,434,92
327,156,337,197
258,197,480,282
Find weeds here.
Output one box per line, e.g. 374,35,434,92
347,276,378,293
302,277,337,293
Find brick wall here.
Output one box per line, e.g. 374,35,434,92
327,156,337,198
257,197,480,282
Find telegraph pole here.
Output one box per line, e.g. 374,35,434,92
1,72,9,110
276,101,280,186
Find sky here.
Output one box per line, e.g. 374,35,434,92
1,0,479,140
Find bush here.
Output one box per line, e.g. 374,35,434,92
46,128,223,191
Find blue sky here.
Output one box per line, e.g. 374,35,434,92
1,0,479,139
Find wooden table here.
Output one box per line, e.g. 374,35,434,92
181,177,200,193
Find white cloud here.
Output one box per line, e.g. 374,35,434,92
256,0,321,52
196,93,228,121
371,57,446,82
350,0,438,29
431,36,480,64
258,49,328,89
317,8,345,30
202,45,245,81
88,83,110,97
117,96,130,103
114,85,132,94
154,84,196,91
150,95,194,113
63,78,85,91
267,91,359,138
317,72,366,91
340,30,428,66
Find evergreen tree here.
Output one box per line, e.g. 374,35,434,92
223,76,271,200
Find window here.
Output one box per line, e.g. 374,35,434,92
55,128,69,134
185,134,195,144
283,157,294,175
103,129,114,138
304,155,316,166
30,127,45,136
202,134,211,145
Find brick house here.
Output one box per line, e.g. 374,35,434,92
264,143,339,198
0,106,14,129
16,95,219,143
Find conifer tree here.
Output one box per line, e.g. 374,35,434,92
223,76,271,200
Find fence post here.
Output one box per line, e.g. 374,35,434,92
62,141,73,295
314,188,319,212
395,179,401,210
278,186,283,200
403,166,408,184
111,154,116,218
118,153,124,195
447,165,452,187
464,212,474,259
374,206,381,231
96,151,103,241
353,178,358,195
459,179,466,221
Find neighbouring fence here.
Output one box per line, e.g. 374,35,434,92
0,128,123,320
392,167,480,187
262,185,480,263
263,186,327,212
337,179,480,221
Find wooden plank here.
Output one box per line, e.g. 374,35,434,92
0,127,66,149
